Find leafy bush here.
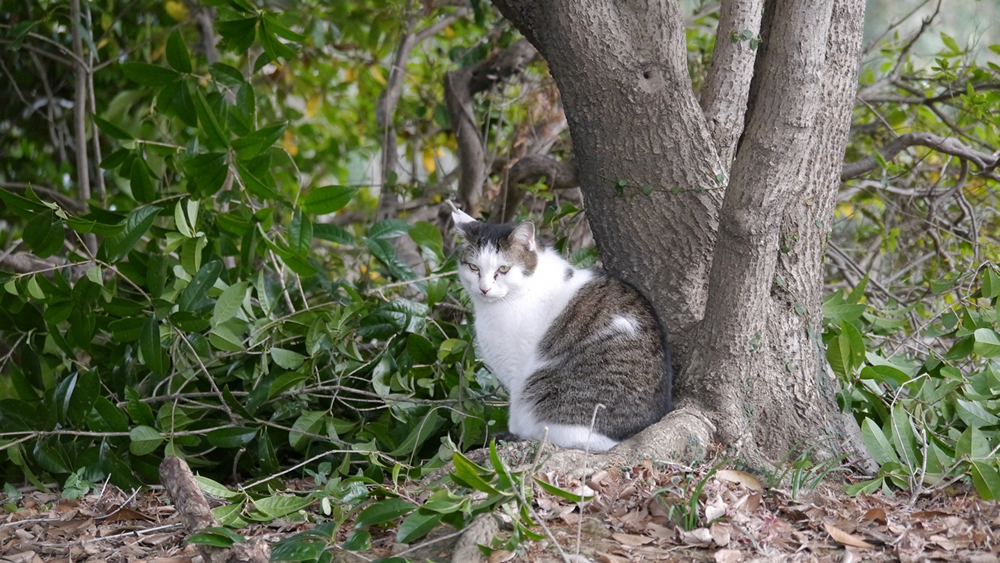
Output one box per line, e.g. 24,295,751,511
828,29,1000,498
0,1,503,491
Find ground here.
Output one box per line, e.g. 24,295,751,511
1,447,998,563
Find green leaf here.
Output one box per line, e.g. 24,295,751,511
258,15,299,61
210,62,246,86
533,477,594,502
23,210,64,258
93,115,134,140
409,221,443,261
174,82,199,127
891,403,921,468
196,476,242,500
218,16,258,53
184,152,229,196
354,498,415,528
982,268,1000,298
187,529,239,548
840,320,866,373
861,417,899,465
166,29,192,73
369,219,410,240
970,461,1000,501
956,426,991,459
313,223,354,245
232,123,287,161
973,328,1000,357
941,32,960,54
568,247,599,269
342,529,371,551
130,157,156,203
303,186,357,215
213,281,249,327
396,510,444,544
207,426,258,448
956,399,1000,428
178,260,223,311
105,206,161,262
289,411,324,450
388,410,444,456
140,314,169,376
129,425,164,456
253,494,314,518
271,348,306,370
235,160,280,200
194,88,229,148
288,211,313,256
262,13,305,42
270,538,326,561
450,452,500,495
120,62,181,87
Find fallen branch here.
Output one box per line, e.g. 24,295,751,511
160,456,269,563
841,132,999,180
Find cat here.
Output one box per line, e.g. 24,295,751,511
451,209,673,451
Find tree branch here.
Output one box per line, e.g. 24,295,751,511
496,156,577,222
699,0,763,168
375,7,468,221
445,39,536,215
0,183,87,213
840,132,999,180
70,0,95,254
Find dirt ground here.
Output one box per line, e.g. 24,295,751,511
2,455,999,563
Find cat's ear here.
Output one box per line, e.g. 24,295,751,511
452,210,477,234
511,221,536,252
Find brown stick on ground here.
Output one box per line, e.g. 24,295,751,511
160,455,270,563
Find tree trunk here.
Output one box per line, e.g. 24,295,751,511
492,0,869,466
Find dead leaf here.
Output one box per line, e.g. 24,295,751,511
716,469,764,492
612,532,653,547
862,508,887,524
680,527,714,547
98,506,154,522
715,549,742,563
487,549,515,563
911,510,948,520
595,553,630,563
824,521,873,549
710,521,732,546
149,558,195,563
1,552,39,563
645,522,673,539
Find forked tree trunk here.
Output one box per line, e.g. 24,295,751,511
493,0,869,466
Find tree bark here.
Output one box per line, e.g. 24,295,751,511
493,0,724,347
492,0,869,465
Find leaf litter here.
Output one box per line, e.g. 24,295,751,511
2,452,999,563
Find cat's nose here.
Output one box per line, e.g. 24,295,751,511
480,287,489,294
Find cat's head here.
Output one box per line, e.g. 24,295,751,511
452,210,537,302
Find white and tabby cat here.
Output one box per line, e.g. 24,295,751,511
452,210,672,451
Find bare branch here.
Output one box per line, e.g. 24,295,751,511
0,252,66,275
445,39,537,215
70,0,96,254
375,7,469,220
496,156,578,222
840,132,999,180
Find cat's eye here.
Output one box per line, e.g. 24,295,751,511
498,265,510,274
466,263,479,272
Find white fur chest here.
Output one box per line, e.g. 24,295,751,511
470,251,594,397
